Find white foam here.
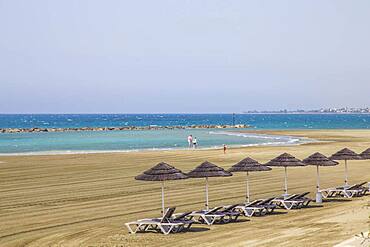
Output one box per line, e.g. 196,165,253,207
209,131,301,141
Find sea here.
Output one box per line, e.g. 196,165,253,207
0,114,369,155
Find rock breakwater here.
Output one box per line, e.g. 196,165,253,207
0,124,250,133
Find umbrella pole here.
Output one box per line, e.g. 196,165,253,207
344,159,349,187
161,181,165,217
246,172,250,204
316,165,320,192
315,165,323,203
284,166,288,197
205,177,209,211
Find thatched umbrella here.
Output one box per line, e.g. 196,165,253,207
303,152,338,203
265,153,306,197
187,161,232,211
360,148,370,190
228,157,271,203
360,148,370,160
329,148,361,187
135,162,188,217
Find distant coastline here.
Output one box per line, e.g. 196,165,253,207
243,107,370,114
242,112,370,114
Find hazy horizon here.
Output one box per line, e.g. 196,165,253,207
1,1,370,114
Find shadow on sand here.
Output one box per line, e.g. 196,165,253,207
323,198,352,202
267,210,288,215
303,204,324,209
183,227,210,233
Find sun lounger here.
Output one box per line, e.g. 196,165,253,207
235,200,266,217
186,206,224,225
351,182,369,195
235,197,277,217
170,211,195,231
216,204,241,223
257,197,277,214
125,207,192,235
272,193,312,210
293,192,313,207
335,182,367,190
187,205,240,225
321,183,368,198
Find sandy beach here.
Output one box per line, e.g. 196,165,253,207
0,129,369,247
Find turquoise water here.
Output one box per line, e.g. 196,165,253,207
0,129,305,155
1,114,369,154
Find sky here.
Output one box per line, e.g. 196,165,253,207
0,0,369,113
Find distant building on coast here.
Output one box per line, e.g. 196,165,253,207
243,107,370,114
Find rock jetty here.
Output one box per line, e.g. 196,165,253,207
0,124,250,133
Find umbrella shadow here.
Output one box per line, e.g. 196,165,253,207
266,210,288,216
227,218,250,224
183,226,210,233
323,198,352,202
302,204,324,209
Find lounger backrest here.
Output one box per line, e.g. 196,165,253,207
206,206,223,214
173,211,192,221
285,194,298,200
356,182,367,187
221,204,239,212
257,197,275,205
295,192,310,199
347,184,359,190
246,200,262,207
161,207,176,223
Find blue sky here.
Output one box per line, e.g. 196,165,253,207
0,0,369,113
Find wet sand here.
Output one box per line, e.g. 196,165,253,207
0,129,369,246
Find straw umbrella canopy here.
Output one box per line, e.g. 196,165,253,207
187,161,232,210
329,148,361,187
360,148,370,160
228,157,271,204
302,152,339,193
135,162,188,217
264,153,306,197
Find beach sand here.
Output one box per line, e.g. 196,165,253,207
0,129,369,247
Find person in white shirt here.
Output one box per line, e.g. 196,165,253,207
193,137,197,149
187,135,193,148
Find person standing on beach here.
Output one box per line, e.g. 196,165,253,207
223,144,227,154
193,137,197,149
188,135,193,148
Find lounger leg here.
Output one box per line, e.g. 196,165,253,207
201,215,213,225
125,223,136,234
159,225,172,235
244,208,255,217
260,208,267,216
321,191,328,198
221,216,229,224
276,201,284,209
283,202,293,210
344,190,353,198
126,223,148,234
328,191,336,198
